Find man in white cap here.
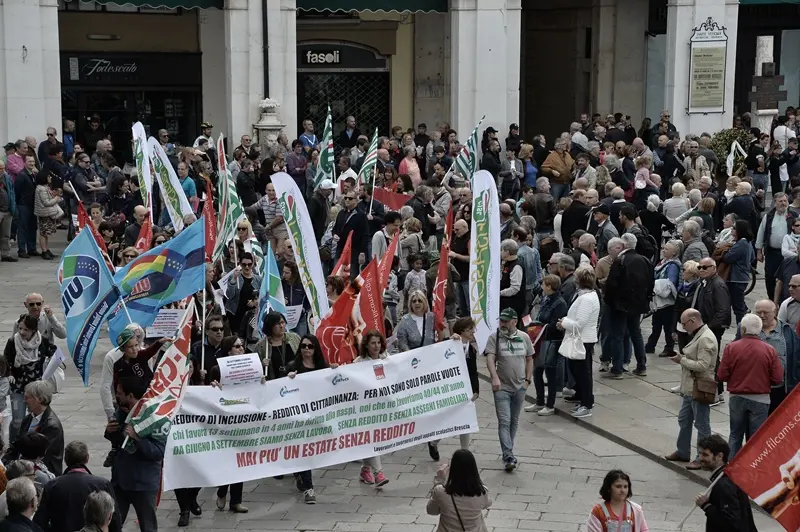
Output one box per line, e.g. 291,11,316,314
308,179,337,244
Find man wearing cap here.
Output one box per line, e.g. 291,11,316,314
485,307,533,472
593,203,619,258
505,124,521,156
307,179,336,244
193,122,213,148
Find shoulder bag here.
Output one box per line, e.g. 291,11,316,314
558,325,586,360
451,494,466,531
692,376,716,404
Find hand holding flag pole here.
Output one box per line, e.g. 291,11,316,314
677,473,725,530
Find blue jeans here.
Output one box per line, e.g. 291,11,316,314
676,395,711,460
728,282,748,325
550,182,571,203
16,205,36,254
493,387,526,462
456,281,470,318
607,308,646,374
728,395,769,460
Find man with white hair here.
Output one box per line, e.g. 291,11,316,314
756,191,794,300
608,187,633,234
717,313,784,459
753,299,800,414
13,293,66,344
681,220,709,263
569,122,588,157
3,478,38,529
777,273,800,329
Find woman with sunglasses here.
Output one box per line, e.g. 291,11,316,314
119,247,139,268
206,336,250,514
285,336,339,504
225,252,261,334
352,330,390,487
150,232,168,248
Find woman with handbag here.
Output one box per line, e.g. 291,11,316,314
426,449,492,532
665,308,718,470
558,268,600,419
526,275,567,416
32,171,61,260
645,240,682,357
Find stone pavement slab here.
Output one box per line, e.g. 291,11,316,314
1,231,783,532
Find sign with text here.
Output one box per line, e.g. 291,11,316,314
162,341,478,490
146,308,183,338
688,17,728,113
219,353,264,386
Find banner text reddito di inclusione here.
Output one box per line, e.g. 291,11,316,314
169,365,468,468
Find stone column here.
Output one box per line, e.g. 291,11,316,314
664,0,739,136
0,0,61,141
266,0,297,136
449,0,521,138
224,0,264,142
753,35,777,137
200,9,228,132
413,12,450,129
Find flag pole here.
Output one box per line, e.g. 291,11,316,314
677,472,726,530
201,287,207,373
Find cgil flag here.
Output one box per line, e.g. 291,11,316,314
377,232,399,290
132,122,153,220
726,383,800,530
124,301,194,451
257,241,286,338
331,232,353,283
272,172,330,326
134,216,153,254
148,137,192,232
372,188,412,212
57,230,122,385
212,134,245,262
202,179,217,263
469,170,501,353
107,220,206,346
357,128,379,187
314,105,334,189
454,116,485,182
352,258,385,338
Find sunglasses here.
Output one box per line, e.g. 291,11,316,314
209,327,224,332
233,342,244,348
155,240,166,245
300,343,314,349
241,262,253,267
27,302,42,307
697,265,713,270
47,133,55,137
237,227,248,231
123,254,137,259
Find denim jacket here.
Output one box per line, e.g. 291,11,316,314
722,238,755,284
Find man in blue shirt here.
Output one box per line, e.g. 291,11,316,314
299,119,318,158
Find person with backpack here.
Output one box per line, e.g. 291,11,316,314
619,204,657,262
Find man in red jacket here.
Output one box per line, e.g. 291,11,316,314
717,312,784,459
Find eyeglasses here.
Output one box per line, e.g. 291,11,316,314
237,227,248,231
697,265,713,270
46,133,55,137
208,327,224,332
680,318,695,326
300,343,314,349
344,197,356,201
27,302,42,307
123,254,137,259
241,262,253,268
233,342,244,348
155,239,166,245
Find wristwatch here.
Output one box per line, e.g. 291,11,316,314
525,378,532,384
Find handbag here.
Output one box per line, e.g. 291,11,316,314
558,326,586,360
692,377,717,404
53,204,64,221
535,339,561,369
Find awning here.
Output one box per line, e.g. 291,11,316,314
298,0,447,13
740,0,800,3
65,0,221,10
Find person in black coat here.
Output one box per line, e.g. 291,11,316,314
405,187,438,244
724,183,759,236
639,199,675,258
481,140,502,181
333,191,367,274
560,190,591,248
335,116,361,151
34,441,120,532
0,477,41,532
306,182,335,244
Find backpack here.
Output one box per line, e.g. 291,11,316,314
633,224,658,262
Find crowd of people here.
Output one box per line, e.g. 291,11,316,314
3,107,799,532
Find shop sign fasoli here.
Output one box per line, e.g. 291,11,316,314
304,50,340,65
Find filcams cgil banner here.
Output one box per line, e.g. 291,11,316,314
162,341,478,490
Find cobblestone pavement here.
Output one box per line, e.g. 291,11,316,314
0,232,782,532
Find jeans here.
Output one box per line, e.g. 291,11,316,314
550,182,571,203
676,395,711,460
0,211,12,257
728,282,748,325
217,483,243,506
534,366,558,408
175,487,200,512
646,305,676,351
9,391,26,444
493,387,526,461
456,281,470,318
295,470,314,490
607,308,646,374
568,344,595,409
16,205,36,254
765,247,783,302
114,487,158,532
770,386,787,415
728,395,770,460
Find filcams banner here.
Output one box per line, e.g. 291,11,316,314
162,341,478,490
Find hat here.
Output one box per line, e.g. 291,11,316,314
3,142,15,151
116,325,140,348
486,127,498,134
595,204,611,215
319,179,337,190
509,123,519,130
418,123,427,129
571,229,587,239
499,308,518,321
201,121,213,129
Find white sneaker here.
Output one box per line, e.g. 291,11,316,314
569,404,580,413
599,361,610,372
537,407,555,416
524,404,544,413
669,385,681,393
563,387,576,396
571,406,593,418
623,364,630,372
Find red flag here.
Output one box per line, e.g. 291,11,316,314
76,202,108,253
354,258,385,337
444,205,454,244
202,179,217,262
372,187,412,212
332,232,353,282
134,216,153,254
432,239,450,332
377,232,399,291
725,384,800,529
316,284,358,365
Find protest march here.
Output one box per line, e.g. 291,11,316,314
5,109,800,532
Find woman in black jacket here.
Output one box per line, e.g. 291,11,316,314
175,357,205,527
451,318,481,449
528,275,567,415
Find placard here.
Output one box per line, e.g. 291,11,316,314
688,17,728,114
218,353,264,386
146,308,183,338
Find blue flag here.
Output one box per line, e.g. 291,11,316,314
57,230,121,385
257,241,286,338
107,220,206,346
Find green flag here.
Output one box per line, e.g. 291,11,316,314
212,134,245,262
314,105,334,189
454,115,485,181
357,127,379,187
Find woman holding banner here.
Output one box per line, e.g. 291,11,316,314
353,331,390,488
286,335,340,504
281,261,310,337
256,311,300,381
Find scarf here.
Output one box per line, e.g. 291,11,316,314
14,332,42,367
